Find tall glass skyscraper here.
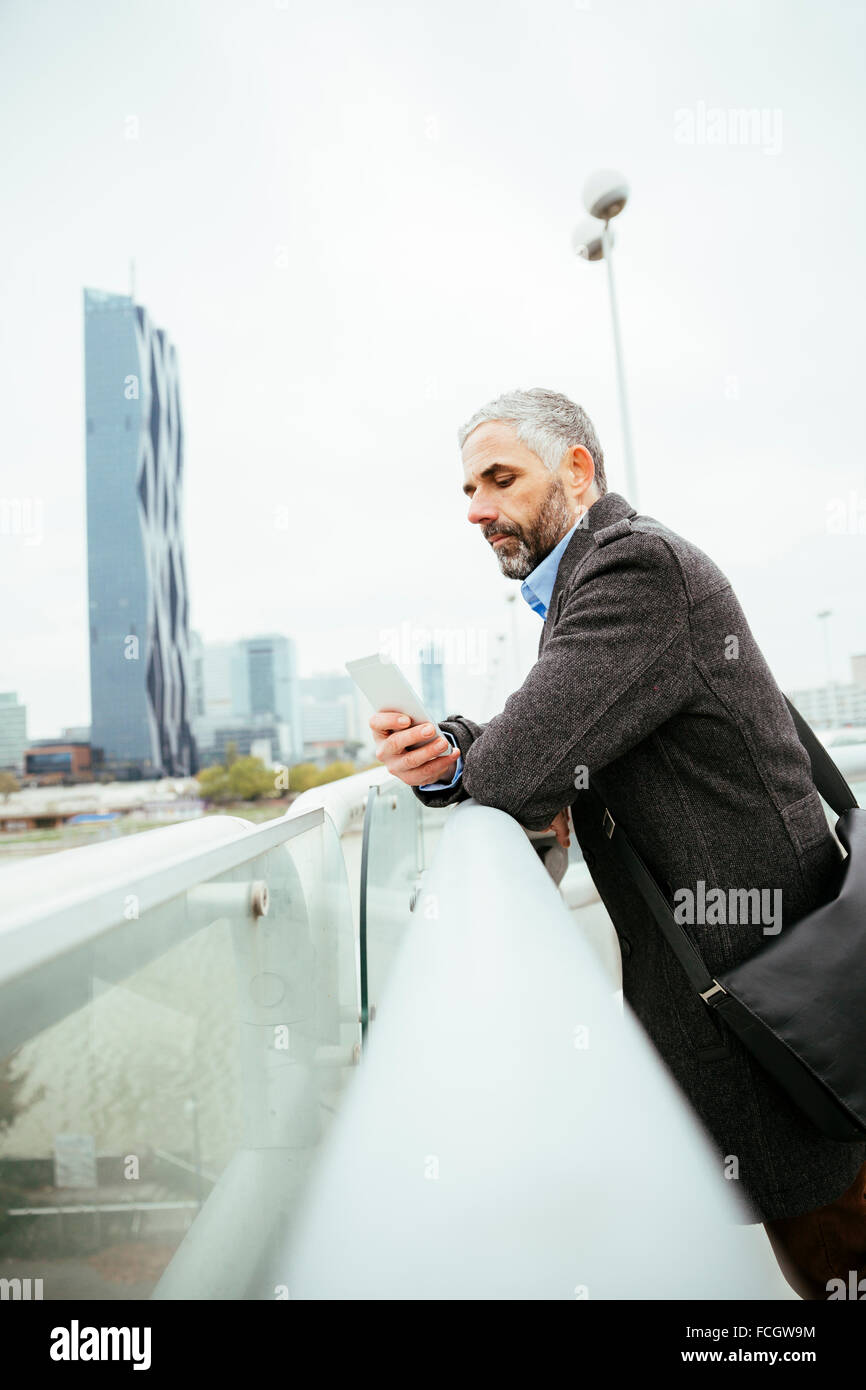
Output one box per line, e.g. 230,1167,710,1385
84,289,198,777
240,634,302,755
418,640,447,723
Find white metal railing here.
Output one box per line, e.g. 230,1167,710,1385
289,763,392,834
0,810,320,1054
283,797,795,1300
0,769,400,1045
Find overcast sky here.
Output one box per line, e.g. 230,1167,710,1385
2,0,864,739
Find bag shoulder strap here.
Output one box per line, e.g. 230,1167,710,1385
590,698,858,1000
594,797,716,996
783,697,859,814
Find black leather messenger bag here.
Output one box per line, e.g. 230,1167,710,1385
598,698,866,1141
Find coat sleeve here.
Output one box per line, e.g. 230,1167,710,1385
440,534,693,830
410,713,487,809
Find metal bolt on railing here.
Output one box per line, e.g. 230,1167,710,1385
250,880,269,918
185,879,270,927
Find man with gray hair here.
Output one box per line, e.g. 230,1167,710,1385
370,386,866,1298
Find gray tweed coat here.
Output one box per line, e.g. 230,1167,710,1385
412,490,865,1222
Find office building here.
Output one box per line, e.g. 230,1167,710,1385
787,655,866,729
299,673,366,761
84,289,197,778
0,693,27,772
786,683,866,728
24,741,92,784
210,724,288,765
192,634,302,765
188,630,206,721
241,635,302,755
418,641,447,724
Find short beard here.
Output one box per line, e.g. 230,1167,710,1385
491,477,576,579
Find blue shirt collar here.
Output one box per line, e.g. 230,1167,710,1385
519,521,581,619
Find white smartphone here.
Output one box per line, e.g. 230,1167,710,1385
346,653,444,751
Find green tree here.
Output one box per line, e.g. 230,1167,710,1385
287,760,361,792
197,765,232,803
288,761,325,794
315,760,358,786
226,756,275,801
0,771,19,801
224,740,239,768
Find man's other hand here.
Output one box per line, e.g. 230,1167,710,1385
370,710,461,787
540,808,571,849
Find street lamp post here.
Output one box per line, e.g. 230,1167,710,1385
572,169,638,508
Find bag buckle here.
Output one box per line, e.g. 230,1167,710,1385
700,980,727,1004
602,808,615,839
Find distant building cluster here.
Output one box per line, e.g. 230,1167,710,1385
189,635,373,770
298,670,369,765
0,694,27,774
0,289,451,785
786,654,866,730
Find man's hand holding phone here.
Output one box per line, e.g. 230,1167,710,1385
370,708,571,848
370,710,461,786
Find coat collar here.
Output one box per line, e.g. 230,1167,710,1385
540,491,637,640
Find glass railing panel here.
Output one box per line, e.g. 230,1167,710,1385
360,779,449,1030
0,909,242,1299
0,812,357,1301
